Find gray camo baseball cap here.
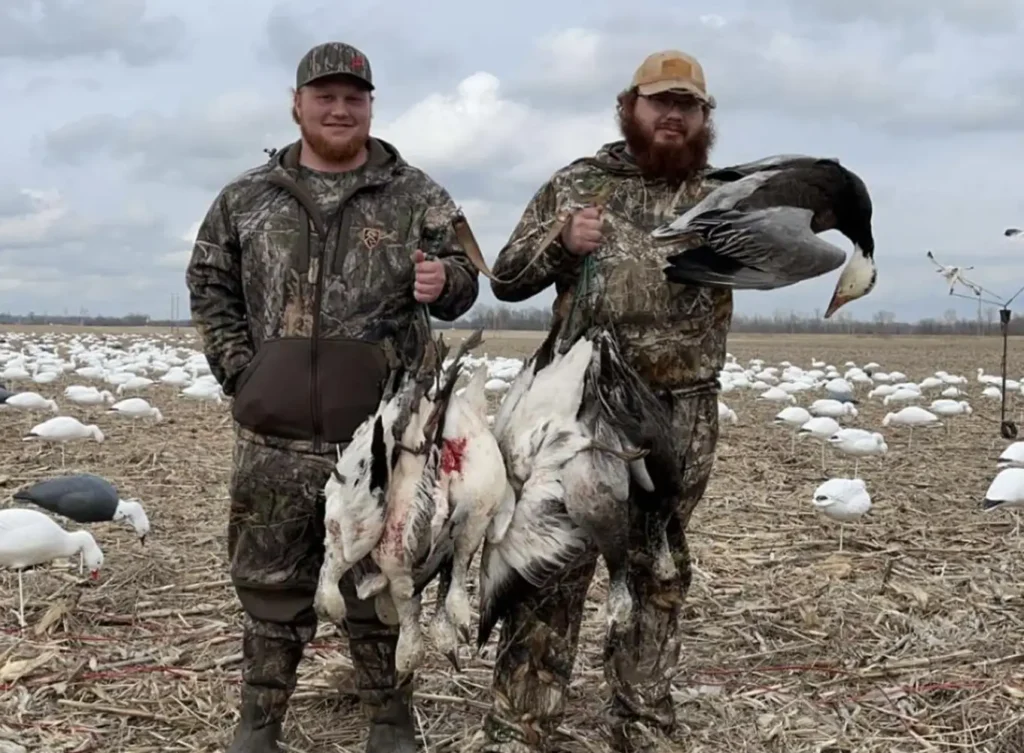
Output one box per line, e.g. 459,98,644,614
296,42,374,90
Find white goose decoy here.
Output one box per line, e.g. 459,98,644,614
115,376,154,394
718,401,738,425
882,406,941,448
4,391,58,413
883,387,921,406
928,399,972,434
798,416,842,469
997,442,1024,469
651,155,877,319
0,507,104,627
811,477,872,550
757,386,796,405
809,398,858,419
109,397,163,425
24,416,105,466
774,406,812,452
981,467,1024,536
827,428,887,475
181,381,223,404
64,385,115,406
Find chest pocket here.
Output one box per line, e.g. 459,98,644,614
237,203,309,306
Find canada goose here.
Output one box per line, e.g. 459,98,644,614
651,155,876,318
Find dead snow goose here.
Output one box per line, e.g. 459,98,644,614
362,332,482,683
422,354,514,671
477,336,596,650
651,155,876,319
312,380,400,626
573,327,681,664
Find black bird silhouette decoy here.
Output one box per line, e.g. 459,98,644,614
13,473,150,543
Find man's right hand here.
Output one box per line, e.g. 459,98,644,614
560,206,604,255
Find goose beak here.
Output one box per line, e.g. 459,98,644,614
824,291,848,319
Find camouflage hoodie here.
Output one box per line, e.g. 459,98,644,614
490,140,732,392
186,137,479,454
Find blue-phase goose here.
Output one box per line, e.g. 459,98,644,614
652,155,877,318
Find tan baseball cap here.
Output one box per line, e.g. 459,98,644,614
631,50,715,107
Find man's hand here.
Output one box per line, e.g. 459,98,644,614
560,206,604,255
412,249,446,303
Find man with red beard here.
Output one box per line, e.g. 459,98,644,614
482,51,731,753
186,42,478,753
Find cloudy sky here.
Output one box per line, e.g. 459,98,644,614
2,0,1023,321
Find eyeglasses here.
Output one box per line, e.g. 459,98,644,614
640,94,706,115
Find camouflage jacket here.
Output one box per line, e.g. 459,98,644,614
185,137,479,454
490,140,732,392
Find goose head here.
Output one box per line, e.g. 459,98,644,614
825,241,876,318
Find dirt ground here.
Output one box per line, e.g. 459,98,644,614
1,329,1023,753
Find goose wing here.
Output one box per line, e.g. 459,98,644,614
653,158,850,240
705,154,827,182
662,206,848,289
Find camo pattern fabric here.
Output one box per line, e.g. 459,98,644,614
489,139,733,392
228,436,404,709
186,136,479,453
480,392,719,752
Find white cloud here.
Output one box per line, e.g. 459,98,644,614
5,0,1024,319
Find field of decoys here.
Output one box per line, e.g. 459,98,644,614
1,324,1024,753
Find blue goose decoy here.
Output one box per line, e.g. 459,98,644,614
13,473,150,544
0,385,13,403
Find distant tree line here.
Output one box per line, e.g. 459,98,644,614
443,304,1024,336
0,304,1021,336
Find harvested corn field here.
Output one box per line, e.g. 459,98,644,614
1,329,1023,752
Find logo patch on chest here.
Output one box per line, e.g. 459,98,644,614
358,227,395,251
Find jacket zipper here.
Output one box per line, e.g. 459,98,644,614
309,231,327,454
308,185,372,454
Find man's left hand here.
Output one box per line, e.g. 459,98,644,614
412,249,446,303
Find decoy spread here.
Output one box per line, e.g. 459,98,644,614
651,155,877,318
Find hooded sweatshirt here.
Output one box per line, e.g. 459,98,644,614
186,137,479,454
490,140,732,393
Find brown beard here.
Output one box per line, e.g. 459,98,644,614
617,98,716,184
293,105,368,164
300,121,367,163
